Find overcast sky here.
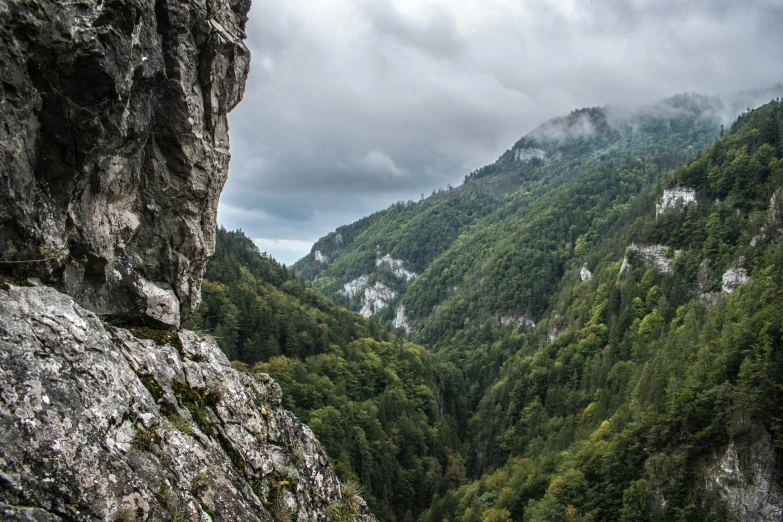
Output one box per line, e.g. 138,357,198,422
218,0,783,265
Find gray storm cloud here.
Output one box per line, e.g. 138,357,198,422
219,0,783,265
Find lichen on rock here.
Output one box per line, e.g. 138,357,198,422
0,284,376,522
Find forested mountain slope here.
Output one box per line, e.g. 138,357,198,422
197,94,783,522
186,229,470,521
421,98,783,521
293,88,782,338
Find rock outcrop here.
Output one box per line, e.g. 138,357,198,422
722,266,751,294
0,284,375,522
499,315,536,329
341,275,369,299
619,244,680,275
394,304,413,334
375,254,416,281
656,187,697,217
0,2,378,520
702,434,783,521
314,251,329,264
0,0,251,328
359,282,397,318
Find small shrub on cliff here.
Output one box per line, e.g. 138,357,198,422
288,439,305,465
130,425,161,453
191,471,212,497
162,413,194,435
340,479,363,512
128,327,184,356
326,501,355,522
155,482,189,522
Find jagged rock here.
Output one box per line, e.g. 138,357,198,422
656,187,697,217
341,275,368,299
394,304,413,334
375,254,416,281
0,284,375,522
702,434,783,521
619,244,680,276
359,282,396,317
580,263,592,281
722,267,750,294
0,0,251,327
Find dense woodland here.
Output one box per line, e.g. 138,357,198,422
186,229,470,520
292,93,747,321
192,96,783,521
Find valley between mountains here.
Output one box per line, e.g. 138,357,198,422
2,0,782,520
193,87,783,521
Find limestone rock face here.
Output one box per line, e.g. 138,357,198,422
656,187,697,217
375,254,416,281
0,0,251,327
0,284,375,522
722,266,750,294
341,275,369,299
394,304,413,334
359,282,397,318
619,244,680,276
702,434,783,521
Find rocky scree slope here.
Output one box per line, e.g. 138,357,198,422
0,0,251,328
0,284,375,521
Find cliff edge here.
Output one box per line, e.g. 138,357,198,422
0,0,251,327
0,0,377,520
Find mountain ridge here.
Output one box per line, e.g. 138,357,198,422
292,86,783,336
197,91,783,521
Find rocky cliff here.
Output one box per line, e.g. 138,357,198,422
0,284,375,522
0,1,377,520
0,0,251,328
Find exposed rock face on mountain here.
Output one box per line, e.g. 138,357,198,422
0,2,377,520
375,254,416,281
656,187,697,216
0,284,375,522
0,0,251,328
701,435,783,522
619,244,680,275
359,282,397,318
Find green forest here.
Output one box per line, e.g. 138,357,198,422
186,229,470,520
192,97,783,521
